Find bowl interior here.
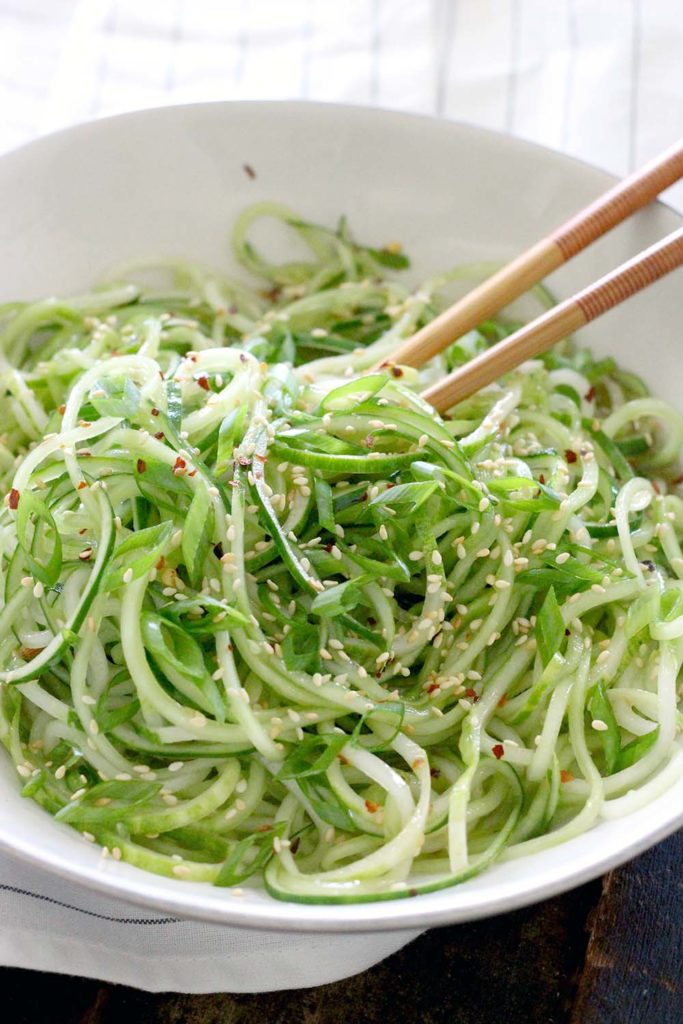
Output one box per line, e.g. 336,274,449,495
0,102,681,931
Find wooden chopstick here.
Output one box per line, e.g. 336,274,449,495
378,138,683,372
421,226,683,413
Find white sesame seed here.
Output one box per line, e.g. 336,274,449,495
591,719,608,732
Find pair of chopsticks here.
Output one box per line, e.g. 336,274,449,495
378,139,683,412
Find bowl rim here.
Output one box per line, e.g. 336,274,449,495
0,99,681,932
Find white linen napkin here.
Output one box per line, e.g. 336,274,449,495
0,0,681,994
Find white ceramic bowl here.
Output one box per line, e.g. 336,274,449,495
0,102,681,933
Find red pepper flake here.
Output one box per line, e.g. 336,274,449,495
243,163,257,180
173,456,187,475
425,683,440,695
497,693,508,708
560,770,574,784
19,646,42,662
290,836,300,855
672,474,683,485
8,488,20,510
79,528,87,535
255,824,272,833
430,767,441,779
652,480,661,495
391,366,404,378
465,688,480,703
564,449,577,464
58,404,66,415
197,375,210,392
151,408,160,417
254,453,268,463
539,473,546,484
154,431,165,440
188,469,197,477
77,481,88,490
364,800,380,813
156,556,166,570
136,459,147,474
584,386,596,402
491,743,505,760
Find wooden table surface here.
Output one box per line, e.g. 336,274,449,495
3,829,680,1024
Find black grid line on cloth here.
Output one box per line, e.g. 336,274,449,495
561,0,579,150
300,0,315,99
628,0,642,171
435,0,459,117
504,0,522,132
370,0,382,105
164,0,185,93
233,0,250,89
89,0,118,117
0,883,179,925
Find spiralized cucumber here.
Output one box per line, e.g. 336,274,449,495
0,204,682,903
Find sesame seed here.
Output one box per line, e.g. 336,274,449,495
123,568,134,584
591,719,608,732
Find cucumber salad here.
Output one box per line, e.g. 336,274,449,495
0,204,682,903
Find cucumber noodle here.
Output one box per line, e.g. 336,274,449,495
0,202,682,903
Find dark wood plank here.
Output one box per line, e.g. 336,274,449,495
1,880,596,1024
570,828,683,1024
